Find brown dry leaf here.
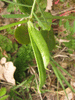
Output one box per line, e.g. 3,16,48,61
0,57,16,85
58,87,71,95
63,92,73,100
59,88,73,100
60,62,68,69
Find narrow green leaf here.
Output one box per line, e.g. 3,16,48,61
28,20,46,89
15,25,30,44
28,20,50,68
0,20,27,31
0,87,6,97
29,35,46,89
2,14,29,18
0,95,9,100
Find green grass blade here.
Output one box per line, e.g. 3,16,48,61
0,20,27,31
51,61,69,100
50,56,75,93
2,14,29,18
12,75,35,90
50,55,73,79
57,69,75,92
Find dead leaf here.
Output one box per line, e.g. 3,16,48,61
0,57,6,64
0,57,16,85
59,88,73,100
4,62,16,85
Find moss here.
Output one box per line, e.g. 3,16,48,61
0,35,13,52
14,44,34,82
0,35,18,61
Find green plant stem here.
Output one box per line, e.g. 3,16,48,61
1,0,32,7
36,1,48,24
33,12,45,28
46,15,75,19
0,20,27,31
30,0,36,18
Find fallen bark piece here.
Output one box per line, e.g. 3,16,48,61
0,64,5,80
4,62,16,85
0,57,6,64
45,0,53,11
